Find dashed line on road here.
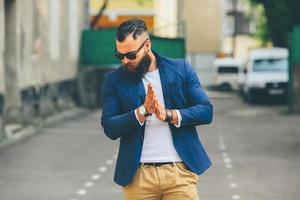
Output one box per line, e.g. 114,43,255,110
218,136,241,199
106,159,114,165
77,189,87,196
223,157,232,164
232,194,241,199
225,163,233,169
229,182,238,188
69,153,117,200
222,152,229,158
98,166,107,172
91,174,101,180
219,144,227,151
84,181,94,188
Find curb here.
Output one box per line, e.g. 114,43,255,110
0,107,90,150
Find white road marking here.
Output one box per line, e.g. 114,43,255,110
230,182,238,188
220,145,227,151
223,157,232,164
232,194,240,199
77,189,86,196
84,181,94,187
91,174,101,180
222,152,229,158
218,136,240,198
71,152,118,199
106,159,114,165
225,163,233,169
99,166,107,172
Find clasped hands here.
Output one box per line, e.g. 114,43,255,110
139,83,178,124
144,83,166,121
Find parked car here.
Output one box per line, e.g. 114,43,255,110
212,58,244,91
241,48,289,103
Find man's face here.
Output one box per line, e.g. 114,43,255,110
115,33,152,78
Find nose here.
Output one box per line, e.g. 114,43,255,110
123,56,131,64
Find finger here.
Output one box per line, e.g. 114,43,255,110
148,87,154,98
147,83,152,95
148,83,153,89
149,84,155,94
148,83,153,92
152,96,157,104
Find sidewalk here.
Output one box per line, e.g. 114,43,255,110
0,115,4,142
0,107,89,149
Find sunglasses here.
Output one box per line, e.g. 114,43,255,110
114,38,148,60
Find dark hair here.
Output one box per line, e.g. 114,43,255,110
116,19,148,42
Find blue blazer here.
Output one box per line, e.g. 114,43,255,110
101,53,213,186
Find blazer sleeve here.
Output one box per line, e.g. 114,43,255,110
100,73,141,140
178,60,214,127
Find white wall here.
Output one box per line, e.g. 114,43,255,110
154,0,178,38
184,0,223,86
0,0,5,94
10,0,86,90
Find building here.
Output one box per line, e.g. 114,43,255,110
0,0,86,126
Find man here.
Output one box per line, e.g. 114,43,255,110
101,19,213,200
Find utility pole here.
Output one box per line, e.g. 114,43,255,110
84,0,90,29
231,0,238,57
3,0,22,132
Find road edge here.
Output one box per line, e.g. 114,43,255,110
0,107,90,150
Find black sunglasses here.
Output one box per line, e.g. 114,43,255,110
114,38,148,60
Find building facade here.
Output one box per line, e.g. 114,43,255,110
0,0,86,124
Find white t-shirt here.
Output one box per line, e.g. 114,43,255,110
137,69,182,163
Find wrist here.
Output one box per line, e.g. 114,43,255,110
171,110,178,125
136,108,146,122
139,105,151,117
164,109,173,122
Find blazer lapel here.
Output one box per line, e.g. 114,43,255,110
128,79,145,109
158,60,171,109
120,67,146,109
138,80,146,105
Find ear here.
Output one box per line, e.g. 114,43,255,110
145,39,151,51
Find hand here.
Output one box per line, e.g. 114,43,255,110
144,83,156,114
154,98,167,121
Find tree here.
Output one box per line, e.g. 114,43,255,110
90,0,109,29
248,0,300,47
90,0,149,30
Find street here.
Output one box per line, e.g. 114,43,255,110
0,93,299,200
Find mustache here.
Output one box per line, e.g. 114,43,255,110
123,54,151,80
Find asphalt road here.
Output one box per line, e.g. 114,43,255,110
0,92,299,200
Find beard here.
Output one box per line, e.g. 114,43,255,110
123,53,152,80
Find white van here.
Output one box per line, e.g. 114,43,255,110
241,48,289,103
212,58,244,91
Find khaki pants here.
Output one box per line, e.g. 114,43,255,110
123,162,199,200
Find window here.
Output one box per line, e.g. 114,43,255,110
218,66,239,74
253,59,288,72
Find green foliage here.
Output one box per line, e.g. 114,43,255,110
248,0,300,47
250,5,270,46
135,0,148,6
